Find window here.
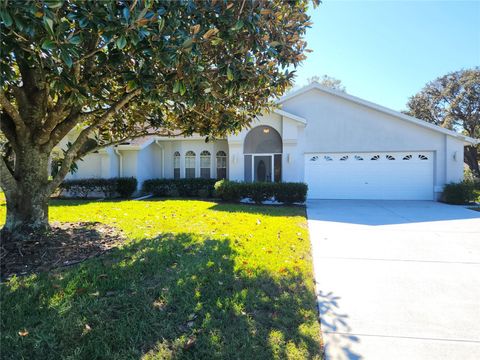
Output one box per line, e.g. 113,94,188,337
216,151,227,179
174,151,180,179
340,155,349,161
200,151,211,179
386,155,395,160
185,151,196,179
418,154,428,160
371,155,380,161
310,156,319,162
403,155,412,160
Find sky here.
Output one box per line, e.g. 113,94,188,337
291,0,480,111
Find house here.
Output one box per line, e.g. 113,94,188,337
65,82,479,200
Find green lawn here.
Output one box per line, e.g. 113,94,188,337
0,198,321,359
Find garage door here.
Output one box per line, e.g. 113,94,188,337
305,152,434,200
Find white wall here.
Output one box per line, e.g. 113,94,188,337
281,88,467,197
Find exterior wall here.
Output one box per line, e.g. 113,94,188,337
280,88,467,198
227,113,306,182
121,151,138,178
67,152,102,179
60,86,472,201
136,144,163,187
151,138,228,180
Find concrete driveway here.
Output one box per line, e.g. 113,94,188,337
307,200,480,360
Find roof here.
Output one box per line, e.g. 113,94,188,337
273,109,307,124
278,82,479,145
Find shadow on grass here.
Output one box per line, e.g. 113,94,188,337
208,203,306,217
1,233,321,359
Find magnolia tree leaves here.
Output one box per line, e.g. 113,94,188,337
1,0,318,148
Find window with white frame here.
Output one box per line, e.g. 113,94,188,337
200,151,211,179
185,151,196,179
173,151,180,179
216,151,227,179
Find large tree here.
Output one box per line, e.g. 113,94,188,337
307,74,345,92
0,0,318,240
404,68,480,176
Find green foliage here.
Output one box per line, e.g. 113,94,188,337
1,0,318,142
142,178,218,198
214,179,242,202
215,180,308,204
274,182,309,204
404,68,480,176
115,177,138,198
442,181,478,204
0,199,321,359
60,177,137,198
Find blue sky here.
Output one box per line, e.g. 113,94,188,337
291,0,480,111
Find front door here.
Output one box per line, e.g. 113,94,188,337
254,155,272,182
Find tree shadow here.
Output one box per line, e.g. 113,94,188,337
208,202,305,217
317,290,362,360
1,233,321,359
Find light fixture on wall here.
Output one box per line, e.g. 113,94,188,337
453,151,458,161
287,153,292,163
263,127,270,134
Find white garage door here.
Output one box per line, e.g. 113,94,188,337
305,152,434,200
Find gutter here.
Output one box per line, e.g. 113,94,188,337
154,140,165,178
114,149,123,177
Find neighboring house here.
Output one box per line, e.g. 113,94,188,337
64,82,478,200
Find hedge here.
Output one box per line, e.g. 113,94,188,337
59,177,137,199
442,180,478,205
142,178,218,198
214,180,308,204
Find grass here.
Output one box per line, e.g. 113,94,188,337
0,198,321,359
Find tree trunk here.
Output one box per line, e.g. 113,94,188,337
1,145,51,242
464,145,480,178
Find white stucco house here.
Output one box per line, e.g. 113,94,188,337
65,82,478,201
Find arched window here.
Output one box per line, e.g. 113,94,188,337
185,151,196,179
200,151,211,179
243,126,282,182
216,151,227,179
173,151,180,179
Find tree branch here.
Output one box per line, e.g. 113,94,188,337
46,89,141,194
0,156,16,193
0,90,27,136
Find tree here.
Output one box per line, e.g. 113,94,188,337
0,0,318,240
404,68,480,177
307,75,345,92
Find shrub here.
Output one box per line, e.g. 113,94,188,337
274,182,308,204
214,179,243,202
142,178,218,198
442,181,476,204
244,182,275,204
214,180,308,204
59,177,137,199
115,177,138,198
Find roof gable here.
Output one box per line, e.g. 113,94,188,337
279,82,478,145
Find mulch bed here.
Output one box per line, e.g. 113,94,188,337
0,222,126,281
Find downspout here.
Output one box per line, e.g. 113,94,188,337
114,149,123,177
154,140,165,178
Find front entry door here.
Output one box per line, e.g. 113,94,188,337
254,155,272,182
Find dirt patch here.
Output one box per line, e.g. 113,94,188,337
1,222,125,280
